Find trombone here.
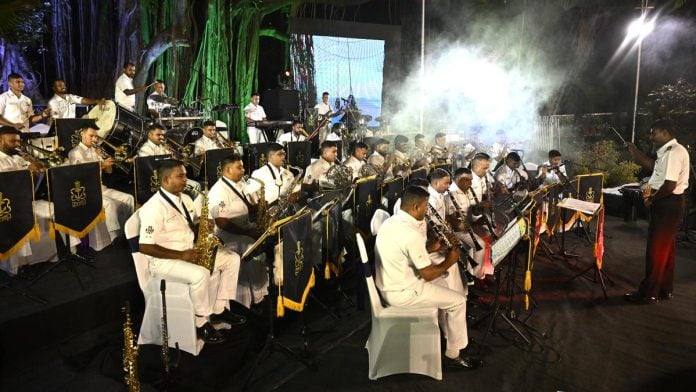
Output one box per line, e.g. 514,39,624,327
19,141,66,168
164,139,201,173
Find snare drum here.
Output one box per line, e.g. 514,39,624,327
166,127,203,146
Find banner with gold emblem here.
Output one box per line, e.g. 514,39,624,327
0,170,40,260
276,211,315,316
382,176,405,213
242,143,272,174
204,148,235,187
133,155,171,207
53,118,98,152
285,141,311,170
353,176,380,237
576,173,604,222
47,162,105,238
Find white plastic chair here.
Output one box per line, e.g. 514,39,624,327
124,213,204,356
358,233,442,380
370,209,391,236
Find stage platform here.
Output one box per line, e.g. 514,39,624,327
2,214,696,392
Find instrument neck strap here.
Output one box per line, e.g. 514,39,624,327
221,176,254,212
158,189,195,233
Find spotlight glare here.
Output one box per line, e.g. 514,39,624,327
627,16,655,41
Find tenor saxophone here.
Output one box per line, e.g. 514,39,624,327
193,191,222,274
122,302,140,392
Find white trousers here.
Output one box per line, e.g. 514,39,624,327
383,281,469,354
247,127,267,144
148,245,240,327
217,231,268,308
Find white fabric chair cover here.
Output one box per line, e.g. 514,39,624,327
370,209,391,236
358,233,442,380
124,213,203,356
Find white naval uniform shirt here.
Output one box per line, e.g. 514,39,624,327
208,176,258,237
344,156,364,180
251,164,295,204
314,102,333,116
244,103,266,140
375,209,430,293
446,182,475,220
114,74,135,110
470,171,490,205
48,94,84,119
325,132,341,142
428,185,447,221
139,189,196,253
276,132,306,144
649,138,690,195
494,164,528,190
146,92,171,112
138,140,170,157
0,150,30,171
68,142,106,189
193,136,221,156
0,90,33,128
304,157,334,185
536,160,567,187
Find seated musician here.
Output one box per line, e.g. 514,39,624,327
469,153,496,280
250,143,297,205
68,125,134,247
138,123,200,193
276,120,307,144
48,79,107,119
429,132,451,164
303,140,338,192
207,155,268,309
392,135,411,177
494,152,528,192
367,138,393,179
375,186,481,370
446,168,487,280
146,80,172,119
193,120,224,157
344,142,368,180
324,122,344,142
536,149,567,187
0,126,82,274
138,159,244,344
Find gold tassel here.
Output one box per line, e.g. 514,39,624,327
325,262,331,279
277,295,285,317
524,270,531,292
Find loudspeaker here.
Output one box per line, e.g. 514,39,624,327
262,88,299,120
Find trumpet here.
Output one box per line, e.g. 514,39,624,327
19,141,65,168
96,136,130,162
427,204,478,268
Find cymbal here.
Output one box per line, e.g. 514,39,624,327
149,94,179,105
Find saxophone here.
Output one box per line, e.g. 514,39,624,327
193,191,222,274
267,166,304,222
245,176,269,232
122,301,140,392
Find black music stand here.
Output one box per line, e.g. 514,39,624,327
31,163,102,290
50,118,98,151
241,212,316,390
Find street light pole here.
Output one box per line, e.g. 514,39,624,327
631,37,642,143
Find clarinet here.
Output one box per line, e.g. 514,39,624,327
448,192,483,251
160,279,170,376
468,187,498,239
427,204,478,268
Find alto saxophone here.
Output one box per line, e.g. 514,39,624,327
245,176,269,232
193,191,222,274
267,166,304,222
122,301,141,392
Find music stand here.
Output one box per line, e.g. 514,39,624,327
241,210,316,390
30,163,103,290
50,118,98,152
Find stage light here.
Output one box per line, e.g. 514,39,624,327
627,15,655,41
627,12,656,142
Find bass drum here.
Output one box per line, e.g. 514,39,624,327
83,100,145,146
166,126,203,146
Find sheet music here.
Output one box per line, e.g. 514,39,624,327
491,218,526,267
557,198,601,215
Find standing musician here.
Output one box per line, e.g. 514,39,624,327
344,142,368,180
375,186,481,369
494,152,528,192
194,120,225,156
146,80,173,119
303,140,338,191
207,155,268,309
625,119,690,304
68,126,134,245
138,159,243,344
0,73,50,131
244,92,267,144
276,120,307,144
138,123,200,193
251,143,297,204
48,80,107,119
114,62,152,112
536,149,567,187
446,168,487,280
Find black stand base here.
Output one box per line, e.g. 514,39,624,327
0,271,47,305
566,261,614,300
30,234,95,290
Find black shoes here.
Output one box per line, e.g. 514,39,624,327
464,271,476,286
210,310,247,326
443,355,482,370
197,322,226,344
624,292,658,305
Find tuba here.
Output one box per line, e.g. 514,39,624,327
193,191,222,274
